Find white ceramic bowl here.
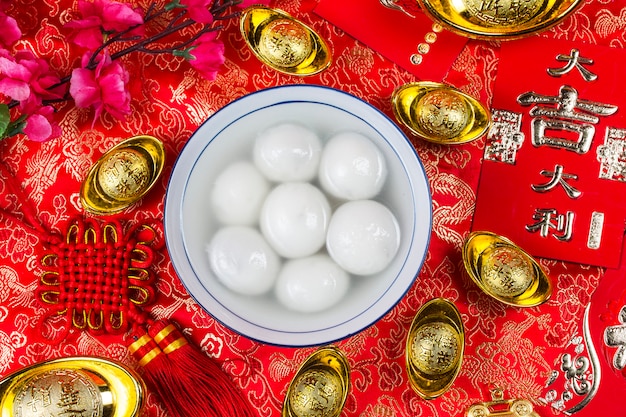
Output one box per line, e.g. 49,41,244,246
165,84,432,347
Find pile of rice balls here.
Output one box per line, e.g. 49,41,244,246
207,122,401,313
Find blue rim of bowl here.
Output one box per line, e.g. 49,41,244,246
164,84,433,347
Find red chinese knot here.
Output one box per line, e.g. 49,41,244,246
36,217,161,343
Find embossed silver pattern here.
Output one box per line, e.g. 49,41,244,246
542,304,600,414
596,127,626,181
0,357,144,417
518,85,618,154
484,109,525,164
379,0,415,17
13,370,103,417
604,305,626,370
587,212,604,250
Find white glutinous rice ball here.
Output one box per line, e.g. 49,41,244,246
318,131,387,200
253,122,322,182
326,200,400,275
207,226,280,296
210,161,270,226
275,255,350,313
260,182,331,258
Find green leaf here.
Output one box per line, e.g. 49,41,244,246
173,48,195,60
6,120,26,138
165,0,183,11
3,114,26,139
0,104,9,139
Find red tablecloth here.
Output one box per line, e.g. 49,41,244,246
1,1,625,416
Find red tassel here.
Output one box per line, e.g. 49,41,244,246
128,320,257,417
127,327,182,413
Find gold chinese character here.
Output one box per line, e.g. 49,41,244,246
548,49,598,82
518,85,618,154
526,208,574,241
531,164,581,198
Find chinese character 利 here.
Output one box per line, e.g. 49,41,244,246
526,208,574,241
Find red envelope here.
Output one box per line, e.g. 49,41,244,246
536,252,626,416
313,0,468,81
473,37,626,268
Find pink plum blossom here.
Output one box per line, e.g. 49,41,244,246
0,57,30,102
22,105,61,142
0,47,63,142
180,0,214,24
0,12,21,48
188,32,225,80
65,0,143,49
14,94,62,142
0,50,63,103
69,51,131,124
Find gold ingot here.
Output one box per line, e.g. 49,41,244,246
391,81,490,145
282,347,349,417
0,356,145,417
240,6,331,76
466,388,541,417
80,135,165,215
406,298,464,400
417,0,583,40
462,231,552,307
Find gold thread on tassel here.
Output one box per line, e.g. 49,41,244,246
128,334,161,367
153,323,189,354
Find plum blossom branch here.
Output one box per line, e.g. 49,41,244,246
0,0,266,142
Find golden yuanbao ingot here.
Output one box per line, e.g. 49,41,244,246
240,6,331,76
392,81,490,145
0,357,145,417
417,0,584,40
480,245,534,298
462,231,552,307
80,135,165,215
415,89,472,140
405,298,464,400
410,321,461,375
282,347,349,417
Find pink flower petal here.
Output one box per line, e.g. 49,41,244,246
23,113,53,142
67,25,105,49
0,77,30,101
66,0,143,48
69,53,131,125
12,49,37,62
99,62,130,119
77,0,99,18
180,0,214,24
101,1,143,31
188,32,225,80
0,56,31,81
0,13,21,47
69,67,100,108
